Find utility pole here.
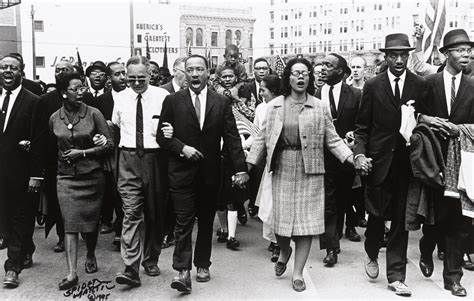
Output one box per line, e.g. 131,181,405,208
31,4,37,79
129,0,135,56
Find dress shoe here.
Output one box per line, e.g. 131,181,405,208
226,237,240,250
100,223,113,234
268,242,276,252
162,234,175,249
275,246,292,276
0,237,6,250
358,218,368,228
292,278,306,292
116,270,141,287
323,249,338,267
365,257,379,279
345,227,361,242
171,270,191,293
444,282,467,297
54,240,65,253
248,205,259,217
388,281,412,296
438,250,446,261
58,275,78,291
237,210,247,225
196,267,210,282
143,265,161,276
3,270,19,288
419,255,434,277
271,245,280,263
85,256,98,274
216,229,228,243
22,254,33,269
462,254,474,271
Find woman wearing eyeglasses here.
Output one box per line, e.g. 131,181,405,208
49,71,113,290
247,58,354,292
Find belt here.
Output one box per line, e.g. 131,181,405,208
120,147,159,154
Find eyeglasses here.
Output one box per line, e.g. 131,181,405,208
254,66,269,71
90,71,105,77
67,86,88,93
290,70,309,77
448,47,472,55
186,67,206,73
0,65,20,72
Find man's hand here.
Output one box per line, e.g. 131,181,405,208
161,122,174,139
419,115,459,139
354,155,373,176
28,178,42,193
181,145,204,161
93,134,107,146
232,172,250,189
18,140,31,152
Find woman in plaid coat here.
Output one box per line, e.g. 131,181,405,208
247,58,354,292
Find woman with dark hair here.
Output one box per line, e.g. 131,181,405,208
49,72,113,290
247,58,353,292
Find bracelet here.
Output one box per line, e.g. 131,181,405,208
83,150,86,158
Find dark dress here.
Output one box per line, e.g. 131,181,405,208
49,103,113,233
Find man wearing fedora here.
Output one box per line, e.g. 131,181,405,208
354,33,427,296
416,28,474,297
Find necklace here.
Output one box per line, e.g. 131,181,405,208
63,107,80,130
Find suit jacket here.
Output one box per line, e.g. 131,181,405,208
22,78,43,96
0,87,41,180
246,95,352,174
157,88,247,188
354,70,427,186
160,81,176,94
239,80,262,106
96,91,115,120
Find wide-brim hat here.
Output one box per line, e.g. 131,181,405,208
439,29,474,53
379,33,415,52
85,61,106,76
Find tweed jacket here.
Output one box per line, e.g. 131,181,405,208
246,95,352,174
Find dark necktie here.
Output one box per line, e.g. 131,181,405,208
136,94,144,157
94,90,98,98
194,93,201,128
450,76,456,113
394,77,401,103
328,85,337,119
0,90,12,133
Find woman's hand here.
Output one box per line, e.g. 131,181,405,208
62,149,83,163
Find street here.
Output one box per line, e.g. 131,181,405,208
0,217,473,300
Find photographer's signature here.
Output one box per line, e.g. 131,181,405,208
63,278,115,300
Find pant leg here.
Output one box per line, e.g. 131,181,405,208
385,197,409,283
193,183,217,269
319,171,340,250
100,171,115,225
117,151,145,274
420,224,438,257
364,214,385,261
23,192,36,256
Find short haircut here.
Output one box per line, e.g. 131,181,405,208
105,61,121,76
254,57,269,67
281,57,315,96
56,71,83,93
350,55,367,67
217,65,236,76
173,57,187,69
185,54,209,69
126,55,150,68
224,44,239,55
1,54,25,71
261,74,282,96
149,60,159,69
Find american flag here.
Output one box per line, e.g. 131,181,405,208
422,0,446,62
232,107,260,137
274,55,285,77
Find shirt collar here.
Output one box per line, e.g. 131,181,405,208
443,68,462,81
111,89,121,99
130,86,151,99
189,85,208,98
387,69,406,82
2,84,22,98
172,78,181,92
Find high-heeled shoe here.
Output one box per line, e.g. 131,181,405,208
292,278,306,292
58,275,78,290
85,256,98,274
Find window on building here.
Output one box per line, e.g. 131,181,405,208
397,2,401,8
285,15,288,20
35,56,45,68
211,32,218,47
196,28,203,47
328,41,332,52
270,28,274,39
186,27,193,46
137,34,142,43
319,41,323,51
34,20,44,32
270,0,274,5
270,44,274,55
249,33,253,48
225,29,232,46
248,57,253,73
270,11,274,23
235,30,242,47
211,56,218,69
361,6,364,12
379,4,382,10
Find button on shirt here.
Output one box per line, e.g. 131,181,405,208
112,85,169,148
321,81,342,111
1,85,21,132
443,69,461,115
189,86,207,129
387,69,406,97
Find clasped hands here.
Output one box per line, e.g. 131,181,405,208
419,115,459,139
354,155,373,176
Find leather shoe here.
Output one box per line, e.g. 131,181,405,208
388,281,412,296
444,282,467,297
438,250,446,261
3,270,19,288
271,245,280,263
226,237,240,250
292,278,306,292
54,240,65,253
58,275,78,291
0,237,6,250
100,223,113,234
143,265,160,277
462,254,474,271
22,254,33,269
85,256,98,274
323,249,338,267
171,270,191,293
365,257,379,279
196,267,210,282
248,205,259,217
345,227,361,242
116,270,141,287
419,255,434,277
275,246,292,276
358,218,368,228
268,242,276,252
216,229,228,243
237,210,247,225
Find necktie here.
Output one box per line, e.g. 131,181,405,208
0,90,12,132
394,77,401,103
450,76,456,113
194,93,201,128
94,90,98,98
328,85,337,119
136,94,144,157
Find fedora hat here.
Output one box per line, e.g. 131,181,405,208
85,61,106,77
439,29,474,53
379,33,415,52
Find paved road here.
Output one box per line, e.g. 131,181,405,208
0,217,473,300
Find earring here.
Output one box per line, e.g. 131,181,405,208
63,94,67,98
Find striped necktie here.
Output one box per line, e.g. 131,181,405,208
450,76,456,113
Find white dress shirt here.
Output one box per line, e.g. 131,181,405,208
172,78,181,93
387,69,406,96
255,80,260,98
91,88,104,98
189,86,207,129
112,85,169,148
321,81,342,110
111,88,120,102
442,69,462,115
1,85,21,132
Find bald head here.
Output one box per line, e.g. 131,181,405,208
350,56,366,81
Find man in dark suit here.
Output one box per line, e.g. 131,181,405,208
417,29,474,297
160,57,187,94
7,53,43,96
0,54,42,288
85,61,107,101
316,53,361,267
157,55,249,293
354,34,427,296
